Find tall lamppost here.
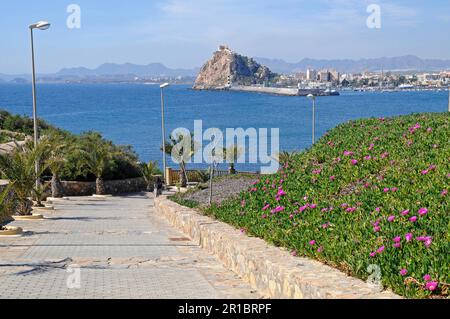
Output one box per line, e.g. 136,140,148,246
160,83,170,184
29,20,50,188
307,94,316,144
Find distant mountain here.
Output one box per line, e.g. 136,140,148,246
57,63,198,77
254,55,450,74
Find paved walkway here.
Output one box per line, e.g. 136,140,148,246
0,194,260,299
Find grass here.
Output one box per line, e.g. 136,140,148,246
171,112,449,298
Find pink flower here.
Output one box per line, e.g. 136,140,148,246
427,127,433,132
309,240,316,246
310,203,317,209
277,189,286,197
409,216,418,223
271,206,285,213
423,274,432,282
393,236,401,243
405,233,413,242
241,200,246,207
322,223,330,229
383,188,390,193
425,281,438,291
380,152,389,159
346,207,357,213
376,246,385,254
375,207,381,212
261,214,267,219
400,209,410,216
393,243,401,248
317,246,324,253
364,155,372,161
421,169,429,175
369,143,375,150
351,159,358,165
388,215,395,222
442,189,448,197
343,150,354,156
424,237,433,248
418,208,428,216
369,252,376,257
399,269,408,276
289,214,294,219
373,226,381,233
341,203,349,208
391,187,398,192
262,204,270,211
329,175,336,181
291,250,297,256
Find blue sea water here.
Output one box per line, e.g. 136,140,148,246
0,83,448,171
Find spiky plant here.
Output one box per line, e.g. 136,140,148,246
161,133,198,188
79,132,115,195
0,142,48,216
140,160,160,191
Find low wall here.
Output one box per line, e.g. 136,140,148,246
154,196,400,299
61,177,146,196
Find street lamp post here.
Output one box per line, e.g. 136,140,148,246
307,94,316,144
160,83,170,184
29,21,50,188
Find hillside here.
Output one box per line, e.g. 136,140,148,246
193,46,278,90
172,112,450,298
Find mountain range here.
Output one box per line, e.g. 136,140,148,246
1,55,449,83
254,55,450,74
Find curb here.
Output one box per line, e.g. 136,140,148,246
154,196,400,299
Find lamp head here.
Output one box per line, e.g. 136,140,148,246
160,83,170,89
30,21,51,30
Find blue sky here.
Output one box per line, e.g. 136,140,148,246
0,0,449,74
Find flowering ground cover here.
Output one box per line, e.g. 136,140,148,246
171,112,449,298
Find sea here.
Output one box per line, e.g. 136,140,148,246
0,83,448,172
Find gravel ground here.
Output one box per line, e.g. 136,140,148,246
181,176,257,206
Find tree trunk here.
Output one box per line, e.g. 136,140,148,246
51,174,64,198
16,198,33,216
179,163,187,188
96,177,106,195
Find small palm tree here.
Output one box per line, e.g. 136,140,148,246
140,160,160,191
161,133,197,188
0,142,48,216
80,133,114,195
0,183,14,224
42,132,72,198
223,144,243,174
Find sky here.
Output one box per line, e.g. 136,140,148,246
0,0,449,74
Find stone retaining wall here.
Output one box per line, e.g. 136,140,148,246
154,196,400,299
62,177,147,196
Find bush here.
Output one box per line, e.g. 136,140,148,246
181,112,449,299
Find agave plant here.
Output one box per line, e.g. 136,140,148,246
0,142,48,216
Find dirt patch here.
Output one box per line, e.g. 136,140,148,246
182,176,256,206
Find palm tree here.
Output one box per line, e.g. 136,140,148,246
0,142,48,216
223,144,243,174
80,133,114,195
0,183,14,224
140,160,160,191
42,132,72,198
161,133,197,188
